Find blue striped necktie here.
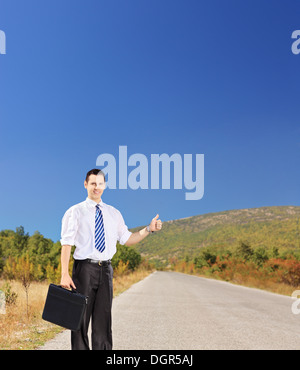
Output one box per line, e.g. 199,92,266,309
95,204,105,253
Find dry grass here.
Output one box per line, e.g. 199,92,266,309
113,267,152,297
1,263,296,350
0,280,61,350
170,260,299,297
228,274,299,296
0,266,154,350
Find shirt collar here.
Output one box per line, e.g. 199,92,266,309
85,197,104,208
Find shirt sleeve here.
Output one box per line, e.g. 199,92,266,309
60,207,78,246
116,210,132,245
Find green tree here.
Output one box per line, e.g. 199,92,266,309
2,256,17,280
202,250,217,265
236,241,254,261
253,247,269,266
271,246,279,258
45,262,57,283
13,226,29,255
112,244,141,271
27,231,53,277
193,255,208,269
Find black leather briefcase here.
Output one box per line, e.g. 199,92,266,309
42,284,88,331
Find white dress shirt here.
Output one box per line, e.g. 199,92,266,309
60,197,132,260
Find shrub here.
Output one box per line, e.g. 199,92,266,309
1,281,18,306
112,244,142,271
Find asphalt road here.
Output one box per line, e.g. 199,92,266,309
38,271,300,350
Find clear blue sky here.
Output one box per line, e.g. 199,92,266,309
0,0,299,242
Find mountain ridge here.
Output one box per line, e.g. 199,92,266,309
129,205,300,266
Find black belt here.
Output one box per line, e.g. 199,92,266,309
85,258,111,266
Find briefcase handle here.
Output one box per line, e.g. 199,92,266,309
59,285,78,294
58,285,88,303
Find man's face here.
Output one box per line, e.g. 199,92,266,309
84,174,106,202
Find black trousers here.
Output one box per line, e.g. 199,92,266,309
71,259,113,350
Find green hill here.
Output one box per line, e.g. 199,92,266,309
130,206,300,267
1,206,299,274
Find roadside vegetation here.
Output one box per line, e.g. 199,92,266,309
170,241,300,296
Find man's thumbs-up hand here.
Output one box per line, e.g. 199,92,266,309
149,214,162,232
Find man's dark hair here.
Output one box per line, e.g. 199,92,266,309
85,169,106,182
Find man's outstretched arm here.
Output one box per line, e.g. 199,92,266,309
125,214,162,246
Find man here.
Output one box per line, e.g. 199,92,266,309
60,168,162,350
